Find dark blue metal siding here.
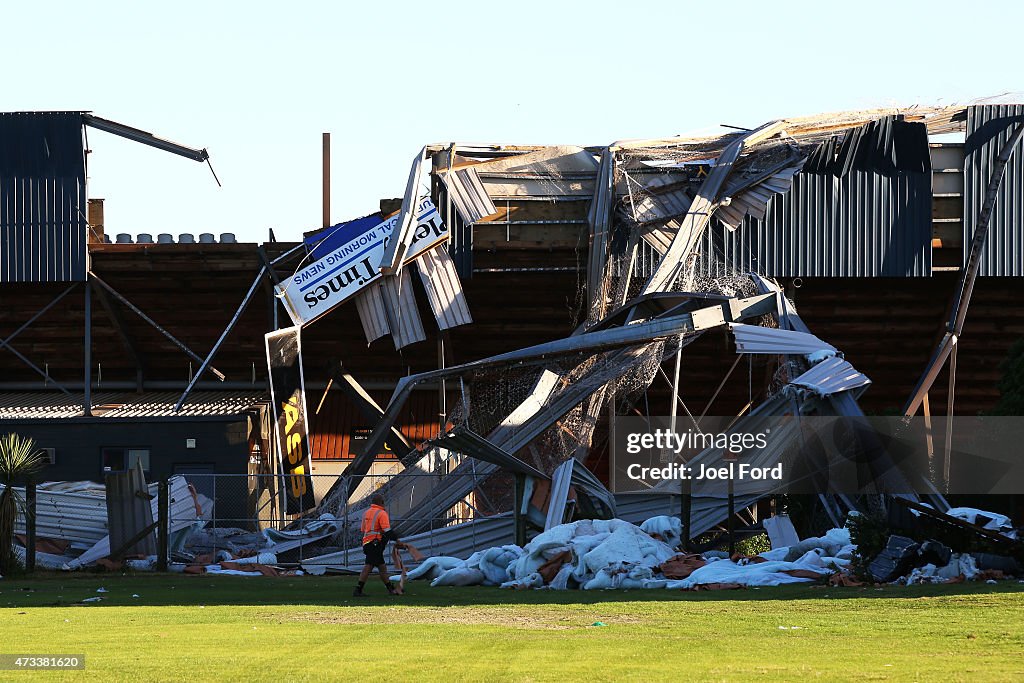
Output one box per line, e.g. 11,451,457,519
0,111,88,283
964,104,1024,277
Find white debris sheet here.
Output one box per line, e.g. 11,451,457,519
944,507,1017,539
393,519,860,590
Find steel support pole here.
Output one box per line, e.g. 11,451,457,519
943,346,958,493
89,272,226,381
25,481,36,573
83,281,93,416
174,265,267,411
322,133,331,229
514,473,526,547
157,480,169,572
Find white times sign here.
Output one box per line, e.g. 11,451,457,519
278,199,447,326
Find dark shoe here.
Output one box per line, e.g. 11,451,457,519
387,586,399,595
353,588,366,598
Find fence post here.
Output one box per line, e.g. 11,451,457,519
157,479,169,572
513,473,526,547
25,480,36,573
343,478,349,568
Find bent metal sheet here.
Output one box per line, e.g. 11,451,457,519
277,198,448,326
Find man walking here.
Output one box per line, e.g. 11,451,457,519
354,493,402,597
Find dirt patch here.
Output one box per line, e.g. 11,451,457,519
279,606,640,630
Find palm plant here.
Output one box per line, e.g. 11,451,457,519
0,433,46,574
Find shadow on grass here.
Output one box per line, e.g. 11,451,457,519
1,572,1022,610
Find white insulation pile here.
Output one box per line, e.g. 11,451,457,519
396,518,855,590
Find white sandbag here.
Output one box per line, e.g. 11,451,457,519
581,524,674,575
430,566,486,587
501,572,544,589
759,547,789,561
783,527,851,562
229,552,277,565
676,550,837,588
401,556,464,582
549,563,575,590
477,546,523,585
640,516,683,548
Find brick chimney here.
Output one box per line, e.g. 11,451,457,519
88,198,105,244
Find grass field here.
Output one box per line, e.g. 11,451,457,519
0,574,1022,681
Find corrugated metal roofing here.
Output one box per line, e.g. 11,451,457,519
0,111,88,283
716,163,803,230
354,283,391,343
664,116,933,279
788,356,871,398
0,390,263,420
416,246,472,330
963,104,1024,276
438,165,497,224
728,323,836,356
379,267,426,349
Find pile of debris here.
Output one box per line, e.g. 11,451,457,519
301,105,984,570
5,473,342,576
390,507,1020,591
4,475,202,571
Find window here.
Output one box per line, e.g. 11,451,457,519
101,448,150,473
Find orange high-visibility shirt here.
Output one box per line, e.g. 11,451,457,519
361,504,391,544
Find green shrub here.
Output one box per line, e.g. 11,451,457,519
847,511,889,581
733,532,772,556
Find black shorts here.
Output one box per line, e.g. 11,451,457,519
362,540,386,566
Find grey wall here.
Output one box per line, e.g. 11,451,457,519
1,418,249,483
0,112,88,283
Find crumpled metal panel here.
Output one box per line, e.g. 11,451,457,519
728,323,836,357
438,164,497,224
544,458,616,530
587,148,615,310
66,475,200,568
474,145,598,198
544,459,575,530
105,463,157,558
1,475,197,565
379,268,426,350
716,163,802,230
354,284,391,344
629,185,693,225
788,356,871,397
416,247,472,330
431,428,546,479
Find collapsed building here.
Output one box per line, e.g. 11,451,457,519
1,103,1023,574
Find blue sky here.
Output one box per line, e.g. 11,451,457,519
5,1,1021,243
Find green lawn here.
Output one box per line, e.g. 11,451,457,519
0,573,1022,681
